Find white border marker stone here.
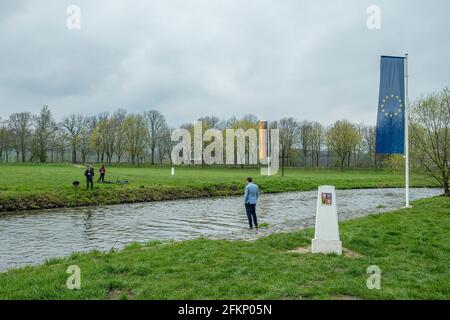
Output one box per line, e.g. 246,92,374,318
171,167,175,176
311,186,342,255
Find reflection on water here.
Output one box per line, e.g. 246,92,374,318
0,188,441,271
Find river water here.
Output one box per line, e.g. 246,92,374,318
0,188,441,271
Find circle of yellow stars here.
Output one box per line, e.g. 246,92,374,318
381,94,403,118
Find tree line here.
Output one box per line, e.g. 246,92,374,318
0,108,379,168
0,107,171,165
0,86,448,195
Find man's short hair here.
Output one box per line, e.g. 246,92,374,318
247,177,253,182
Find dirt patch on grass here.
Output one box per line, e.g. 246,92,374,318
288,246,310,254
108,289,135,300
342,248,363,258
287,246,363,258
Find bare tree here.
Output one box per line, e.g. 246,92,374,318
53,129,68,162
156,125,173,164
61,114,86,163
97,109,127,164
277,118,299,176
324,125,331,167
362,124,377,167
79,128,91,163
8,112,32,162
199,116,221,129
410,88,450,195
31,105,56,163
0,118,13,162
353,123,366,167
299,121,313,167
144,110,168,165
310,122,325,167
227,114,259,167
104,116,116,164
123,114,148,165
198,116,221,165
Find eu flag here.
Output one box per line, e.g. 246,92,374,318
376,56,406,154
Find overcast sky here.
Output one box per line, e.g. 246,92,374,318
0,0,449,126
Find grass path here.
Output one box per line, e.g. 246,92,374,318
0,196,448,300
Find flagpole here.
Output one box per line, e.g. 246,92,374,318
404,53,410,207
268,122,271,176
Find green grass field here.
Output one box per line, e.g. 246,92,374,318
0,163,438,212
0,196,448,300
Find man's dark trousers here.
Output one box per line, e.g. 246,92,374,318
87,177,93,189
245,203,258,228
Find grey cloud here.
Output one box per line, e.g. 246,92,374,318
0,0,449,126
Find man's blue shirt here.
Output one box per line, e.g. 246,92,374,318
244,182,259,205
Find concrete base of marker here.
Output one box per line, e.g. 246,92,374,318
311,239,342,255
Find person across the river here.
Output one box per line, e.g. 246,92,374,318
244,176,259,229
84,165,95,190
97,165,106,183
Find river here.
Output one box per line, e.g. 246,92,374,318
0,188,441,271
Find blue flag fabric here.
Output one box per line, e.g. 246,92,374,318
376,56,406,154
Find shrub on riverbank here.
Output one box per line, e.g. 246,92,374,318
0,196,448,299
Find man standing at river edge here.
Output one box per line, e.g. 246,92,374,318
244,177,259,229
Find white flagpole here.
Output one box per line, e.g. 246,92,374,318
267,122,271,176
405,53,410,207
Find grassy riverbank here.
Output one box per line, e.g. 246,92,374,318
0,196,448,299
0,163,438,212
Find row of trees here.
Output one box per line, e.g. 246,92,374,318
0,86,448,195
276,118,377,172
0,107,172,165
0,107,376,168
